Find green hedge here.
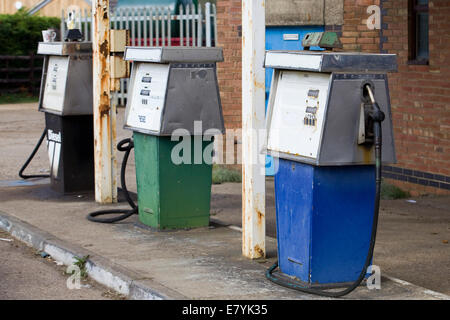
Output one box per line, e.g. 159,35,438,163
0,9,60,55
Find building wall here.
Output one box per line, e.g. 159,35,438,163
383,0,450,194
216,0,242,131
216,0,449,194
341,0,449,194
266,0,343,26
0,0,91,17
340,0,381,52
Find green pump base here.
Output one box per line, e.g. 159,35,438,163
133,132,213,230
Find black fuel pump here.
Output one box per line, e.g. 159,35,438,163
21,39,95,194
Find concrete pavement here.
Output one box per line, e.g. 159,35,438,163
0,103,449,300
1,183,448,300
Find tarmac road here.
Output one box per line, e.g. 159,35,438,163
0,230,122,300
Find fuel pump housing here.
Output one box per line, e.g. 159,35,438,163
37,42,94,194
264,50,397,288
123,46,225,230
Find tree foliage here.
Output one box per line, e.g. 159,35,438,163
0,9,60,55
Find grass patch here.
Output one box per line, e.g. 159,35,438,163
0,93,39,105
381,180,411,200
212,165,241,184
66,255,90,279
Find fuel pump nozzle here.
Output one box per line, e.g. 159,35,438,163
366,84,385,124
358,84,386,146
365,84,385,193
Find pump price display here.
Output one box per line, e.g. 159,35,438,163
181,304,269,318
126,63,170,133
42,56,69,112
267,70,331,160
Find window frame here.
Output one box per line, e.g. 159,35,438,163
408,0,430,65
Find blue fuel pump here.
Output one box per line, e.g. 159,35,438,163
264,47,397,297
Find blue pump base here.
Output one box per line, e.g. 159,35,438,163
269,267,367,290
274,159,375,286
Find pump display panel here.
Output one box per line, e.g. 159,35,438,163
125,63,170,133
42,56,69,113
267,70,331,160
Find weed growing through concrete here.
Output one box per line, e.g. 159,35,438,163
73,255,90,279
66,255,90,290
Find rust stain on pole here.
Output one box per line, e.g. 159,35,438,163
100,40,109,56
92,0,117,204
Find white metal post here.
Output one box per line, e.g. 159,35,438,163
205,2,211,47
92,0,118,204
241,0,266,259
61,9,65,40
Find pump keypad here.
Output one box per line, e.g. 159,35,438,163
304,89,320,127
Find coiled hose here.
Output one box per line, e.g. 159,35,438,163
19,128,50,179
266,85,385,298
86,138,138,223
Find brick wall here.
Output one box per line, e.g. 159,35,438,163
382,0,450,194
341,0,381,52
216,0,242,130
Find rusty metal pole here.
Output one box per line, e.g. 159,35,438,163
241,0,266,259
92,0,118,204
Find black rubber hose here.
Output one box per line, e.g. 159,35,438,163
86,138,138,224
266,98,384,298
19,128,50,179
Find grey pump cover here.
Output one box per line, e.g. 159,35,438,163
124,46,225,136
264,50,398,166
37,42,93,116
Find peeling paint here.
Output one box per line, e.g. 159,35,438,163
100,40,109,57
254,244,265,258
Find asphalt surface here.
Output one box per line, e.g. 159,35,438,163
0,230,123,300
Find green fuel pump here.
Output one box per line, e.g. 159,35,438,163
88,46,224,230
